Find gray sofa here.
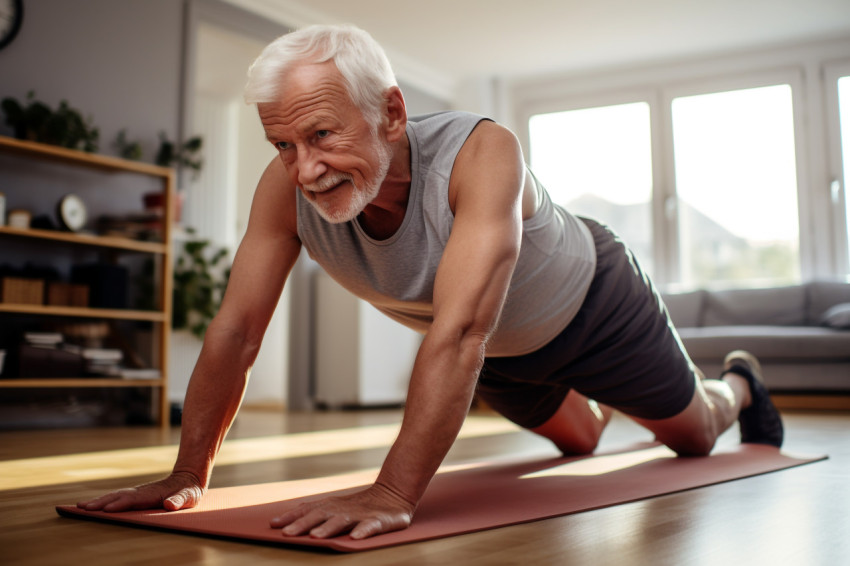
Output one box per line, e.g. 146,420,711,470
662,281,850,392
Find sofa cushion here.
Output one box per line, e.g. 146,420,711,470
807,281,850,324
821,303,850,329
677,325,850,360
662,290,706,328
702,286,806,327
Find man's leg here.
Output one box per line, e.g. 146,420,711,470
630,351,783,456
530,351,783,458
527,373,750,457
530,390,614,455
629,372,749,456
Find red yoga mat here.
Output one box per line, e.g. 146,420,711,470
57,443,825,553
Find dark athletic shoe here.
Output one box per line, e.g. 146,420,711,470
723,350,784,448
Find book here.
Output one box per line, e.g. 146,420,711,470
120,368,161,380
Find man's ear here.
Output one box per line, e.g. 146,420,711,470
383,86,407,142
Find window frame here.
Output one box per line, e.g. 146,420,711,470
660,68,809,289
823,59,850,277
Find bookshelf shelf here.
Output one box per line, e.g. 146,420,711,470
0,226,167,253
0,303,167,322
0,377,165,388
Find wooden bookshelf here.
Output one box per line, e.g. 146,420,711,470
0,135,174,427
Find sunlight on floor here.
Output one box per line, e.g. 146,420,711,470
0,416,519,490
520,445,675,478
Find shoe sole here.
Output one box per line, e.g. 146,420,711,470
724,350,764,384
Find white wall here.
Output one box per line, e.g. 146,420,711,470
0,0,183,148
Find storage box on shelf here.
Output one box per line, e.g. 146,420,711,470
1,276,45,305
0,135,174,427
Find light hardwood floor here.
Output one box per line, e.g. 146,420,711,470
1,406,848,565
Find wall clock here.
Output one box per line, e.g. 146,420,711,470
0,0,23,51
57,194,88,232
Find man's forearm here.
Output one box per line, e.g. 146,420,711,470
374,330,484,506
171,326,258,486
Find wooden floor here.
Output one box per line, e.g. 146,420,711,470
1,406,848,565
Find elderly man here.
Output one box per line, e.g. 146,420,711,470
79,24,783,540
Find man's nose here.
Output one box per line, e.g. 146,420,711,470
296,146,328,187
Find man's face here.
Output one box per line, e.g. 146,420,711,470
258,62,391,223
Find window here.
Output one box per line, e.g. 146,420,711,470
528,88,801,289
528,102,655,275
671,85,800,289
518,41,849,290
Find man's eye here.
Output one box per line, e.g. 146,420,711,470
275,141,291,150
316,130,330,139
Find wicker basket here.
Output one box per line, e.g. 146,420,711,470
1,277,45,305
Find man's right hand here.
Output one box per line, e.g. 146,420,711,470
76,471,205,513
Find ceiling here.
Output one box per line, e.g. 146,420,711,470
228,0,850,97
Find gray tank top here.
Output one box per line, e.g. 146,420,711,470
296,111,595,357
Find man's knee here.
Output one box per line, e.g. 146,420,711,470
665,430,716,457
631,388,719,457
549,432,601,456
529,392,611,455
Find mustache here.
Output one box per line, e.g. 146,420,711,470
302,173,355,193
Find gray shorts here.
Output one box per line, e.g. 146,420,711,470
477,217,696,428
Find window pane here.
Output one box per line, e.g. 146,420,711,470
839,76,850,275
672,85,799,289
529,102,654,275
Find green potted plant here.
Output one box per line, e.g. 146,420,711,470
112,129,143,161
1,91,99,152
112,129,204,224
155,132,203,173
171,231,231,339
144,132,203,222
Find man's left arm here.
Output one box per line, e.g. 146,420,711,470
272,121,526,539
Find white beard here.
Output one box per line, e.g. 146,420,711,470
304,136,392,224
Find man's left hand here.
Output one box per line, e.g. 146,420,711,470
270,482,415,540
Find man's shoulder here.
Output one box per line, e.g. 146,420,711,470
252,156,300,238
408,110,488,128
407,111,493,161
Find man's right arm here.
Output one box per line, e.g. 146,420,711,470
77,157,301,512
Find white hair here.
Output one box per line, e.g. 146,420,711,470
244,24,397,128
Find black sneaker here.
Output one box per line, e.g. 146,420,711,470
723,350,784,448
